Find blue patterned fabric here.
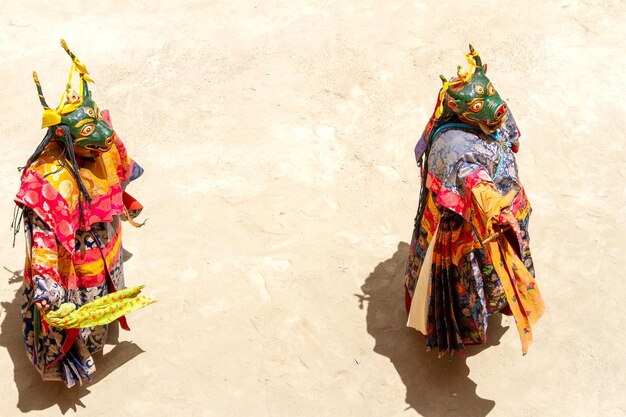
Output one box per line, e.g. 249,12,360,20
428,110,522,200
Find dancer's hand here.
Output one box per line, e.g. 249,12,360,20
498,209,520,235
34,299,51,312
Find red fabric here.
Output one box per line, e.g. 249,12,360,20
123,192,143,212
45,328,79,371
405,287,412,314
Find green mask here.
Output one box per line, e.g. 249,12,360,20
59,89,115,152
442,45,508,134
33,39,116,152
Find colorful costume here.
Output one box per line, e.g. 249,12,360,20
13,40,153,387
405,46,544,357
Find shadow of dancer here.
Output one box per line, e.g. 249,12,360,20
0,267,145,414
358,242,509,417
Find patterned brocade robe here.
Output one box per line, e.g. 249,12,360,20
15,111,143,387
405,112,544,356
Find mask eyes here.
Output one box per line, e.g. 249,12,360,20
80,124,95,136
94,105,103,120
84,107,96,117
487,83,496,96
470,100,484,112
474,84,485,95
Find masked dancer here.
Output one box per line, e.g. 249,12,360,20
405,45,544,358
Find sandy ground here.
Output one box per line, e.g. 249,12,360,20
0,1,624,416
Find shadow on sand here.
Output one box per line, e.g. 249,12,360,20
358,242,509,417
0,267,144,414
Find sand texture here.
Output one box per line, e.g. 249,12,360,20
0,1,625,416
